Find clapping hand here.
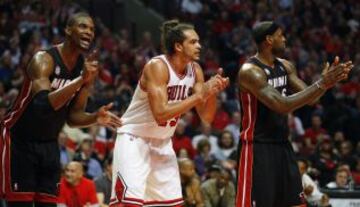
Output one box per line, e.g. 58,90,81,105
96,102,122,131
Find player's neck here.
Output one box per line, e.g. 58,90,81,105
167,54,189,75
59,41,81,70
256,51,276,67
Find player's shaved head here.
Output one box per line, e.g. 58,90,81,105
252,21,280,45
66,12,92,27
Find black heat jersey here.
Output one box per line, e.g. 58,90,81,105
4,47,84,142
236,57,305,207
240,57,289,143
0,47,84,200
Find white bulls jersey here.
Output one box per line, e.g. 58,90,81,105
117,55,196,139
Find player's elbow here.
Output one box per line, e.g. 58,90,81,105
268,99,292,115
272,103,293,114
153,112,169,124
277,107,292,115
199,114,214,124
66,111,81,128
66,119,78,128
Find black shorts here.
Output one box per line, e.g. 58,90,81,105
236,141,305,207
0,127,60,202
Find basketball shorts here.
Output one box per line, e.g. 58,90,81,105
0,126,60,203
236,141,305,207
110,133,183,207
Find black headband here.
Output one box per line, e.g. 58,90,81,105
252,22,280,44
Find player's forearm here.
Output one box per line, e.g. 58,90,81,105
48,76,84,110
67,111,97,128
196,95,217,124
295,81,326,106
67,85,98,127
279,82,326,113
153,94,203,123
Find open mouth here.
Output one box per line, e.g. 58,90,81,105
80,37,92,47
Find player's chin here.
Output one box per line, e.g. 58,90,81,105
78,45,91,53
192,54,200,61
77,42,91,51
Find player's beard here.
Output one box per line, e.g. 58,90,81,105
272,45,285,57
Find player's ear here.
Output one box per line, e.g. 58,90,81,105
65,26,71,36
174,42,183,53
265,35,273,45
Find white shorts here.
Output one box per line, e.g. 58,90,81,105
110,133,183,207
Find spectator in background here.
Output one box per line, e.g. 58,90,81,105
194,139,218,178
181,0,203,15
59,131,74,170
297,159,330,207
351,159,360,187
303,114,327,147
213,130,236,162
288,112,305,140
211,99,230,134
179,158,204,207
182,111,198,138
201,168,235,207
325,167,349,190
58,161,99,207
73,137,103,179
311,137,339,187
205,165,222,181
332,131,346,150
192,122,219,155
0,101,7,121
338,140,357,170
224,111,241,144
94,156,113,207
173,119,197,159
135,31,157,62
0,50,14,85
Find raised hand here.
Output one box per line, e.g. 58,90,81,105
82,49,99,85
212,68,230,91
96,102,122,131
318,56,353,89
199,68,229,100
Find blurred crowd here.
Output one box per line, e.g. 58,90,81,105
0,0,360,206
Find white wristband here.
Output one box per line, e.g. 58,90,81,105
315,81,326,90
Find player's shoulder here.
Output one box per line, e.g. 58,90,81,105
142,56,169,81
276,58,293,68
238,62,267,85
146,56,167,69
191,61,201,69
239,62,263,75
27,50,55,77
31,50,54,66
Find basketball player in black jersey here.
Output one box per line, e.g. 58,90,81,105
0,12,121,207
236,21,353,207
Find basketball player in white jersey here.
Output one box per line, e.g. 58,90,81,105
109,20,229,207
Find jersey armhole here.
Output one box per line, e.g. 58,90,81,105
191,62,196,80
152,56,170,85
